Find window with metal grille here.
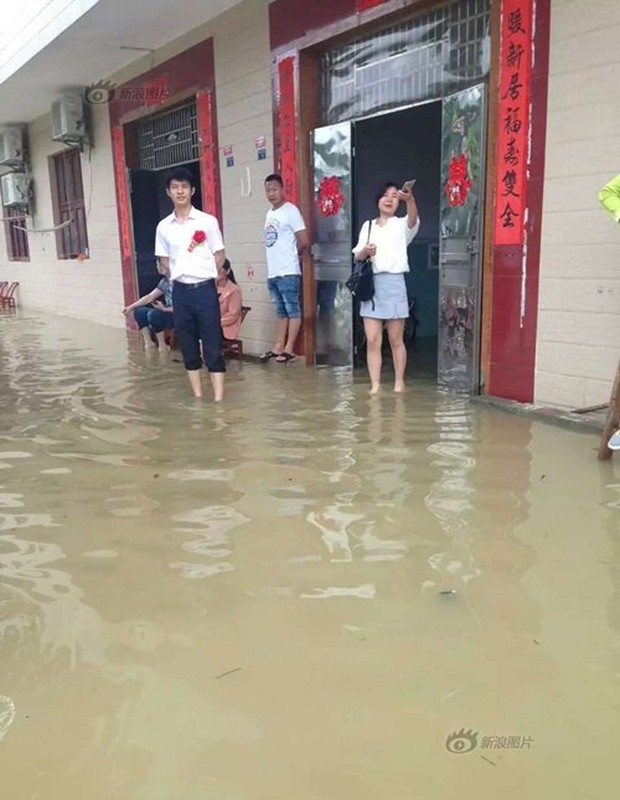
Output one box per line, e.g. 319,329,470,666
320,0,490,124
50,150,89,259
2,205,29,262
137,103,199,171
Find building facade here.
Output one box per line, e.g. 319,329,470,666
0,0,618,410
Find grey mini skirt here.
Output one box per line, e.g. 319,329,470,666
359,271,409,320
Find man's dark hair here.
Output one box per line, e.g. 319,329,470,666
166,167,195,188
265,173,284,187
374,181,399,206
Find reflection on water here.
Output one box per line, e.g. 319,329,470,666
1,313,620,799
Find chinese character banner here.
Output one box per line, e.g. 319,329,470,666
494,0,533,246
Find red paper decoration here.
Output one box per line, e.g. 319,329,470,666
444,154,472,208
316,176,345,217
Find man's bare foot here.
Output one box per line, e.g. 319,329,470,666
369,384,380,396
394,382,406,393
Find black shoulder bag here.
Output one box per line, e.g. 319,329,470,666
346,221,375,304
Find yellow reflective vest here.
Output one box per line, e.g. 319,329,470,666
599,174,620,222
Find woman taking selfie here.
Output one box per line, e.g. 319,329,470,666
352,181,420,394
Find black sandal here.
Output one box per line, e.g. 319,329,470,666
259,350,279,363
275,352,296,363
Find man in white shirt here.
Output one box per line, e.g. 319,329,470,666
261,174,310,363
155,167,226,401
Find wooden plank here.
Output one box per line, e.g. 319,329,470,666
480,0,501,393
298,50,320,365
598,359,620,460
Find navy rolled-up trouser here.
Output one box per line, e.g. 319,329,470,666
172,279,225,373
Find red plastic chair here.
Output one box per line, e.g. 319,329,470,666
0,281,7,297
0,282,18,308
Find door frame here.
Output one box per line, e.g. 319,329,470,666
297,12,499,384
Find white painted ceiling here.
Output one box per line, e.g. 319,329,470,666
0,0,245,124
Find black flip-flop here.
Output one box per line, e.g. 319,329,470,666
259,350,279,363
275,352,296,363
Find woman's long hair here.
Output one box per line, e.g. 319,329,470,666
222,259,237,284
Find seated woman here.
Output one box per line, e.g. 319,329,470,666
122,262,174,350
217,259,243,341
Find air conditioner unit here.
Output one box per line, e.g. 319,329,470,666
1,172,29,206
51,94,87,143
0,126,27,167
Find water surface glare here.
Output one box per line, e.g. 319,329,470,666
1,314,619,799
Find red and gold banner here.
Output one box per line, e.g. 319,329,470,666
111,127,132,264
277,56,297,205
356,0,387,11
196,89,221,222
494,0,533,246
111,126,137,309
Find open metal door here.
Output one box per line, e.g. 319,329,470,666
438,85,487,392
311,122,354,367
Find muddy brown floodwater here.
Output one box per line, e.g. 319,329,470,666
0,312,619,799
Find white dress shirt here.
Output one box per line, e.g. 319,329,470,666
155,206,224,283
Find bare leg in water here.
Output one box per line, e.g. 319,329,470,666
386,319,407,392
363,318,384,395
140,327,157,350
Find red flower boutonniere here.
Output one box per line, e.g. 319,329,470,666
188,229,207,252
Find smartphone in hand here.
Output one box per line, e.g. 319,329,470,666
401,179,416,192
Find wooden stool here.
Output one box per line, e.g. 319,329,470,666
221,306,251,362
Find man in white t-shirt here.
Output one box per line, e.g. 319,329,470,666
261,174,309,363
154,167,227,402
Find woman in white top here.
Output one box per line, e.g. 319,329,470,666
352,182,420,394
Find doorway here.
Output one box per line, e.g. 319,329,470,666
129,161,202,296
128,101,203,296
353,101,442,379
311,83,486,391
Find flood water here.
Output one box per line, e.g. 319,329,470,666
0,312,619,799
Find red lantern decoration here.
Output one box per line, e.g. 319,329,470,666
444,154,472,208
316,176,345,217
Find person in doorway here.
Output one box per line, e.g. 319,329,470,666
155,167,227,402
122,261,174,350
261,173,310,363
217,259,243,341
598,174,620,449
352,181,420,395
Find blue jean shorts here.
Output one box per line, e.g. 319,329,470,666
267,274,301,318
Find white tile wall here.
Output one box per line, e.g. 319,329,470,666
536,0,620,409
0,0,278,353
0,102,125,328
